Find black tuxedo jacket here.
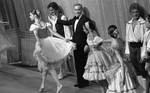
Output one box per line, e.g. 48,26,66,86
57,15,90,49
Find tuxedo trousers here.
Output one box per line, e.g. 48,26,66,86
74,44,89,85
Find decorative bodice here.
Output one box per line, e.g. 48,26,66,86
87,35,103,52
109,38,125,63
111,38,124,54
29,22,50,39
37,25,49,39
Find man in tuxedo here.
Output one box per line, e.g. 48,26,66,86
56,3,90,88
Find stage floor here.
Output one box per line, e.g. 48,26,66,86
0,52,149,93
0,62,107,93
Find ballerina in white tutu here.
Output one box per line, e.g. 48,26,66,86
29,9,75,93
0,20,15,68
101,25,144,93
82,21,113,81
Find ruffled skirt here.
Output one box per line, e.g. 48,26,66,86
33,36,75,71
0,29,15,53
106,63,144,93
83,49,113,81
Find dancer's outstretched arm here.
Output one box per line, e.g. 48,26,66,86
47,23,67,41
0,20,8,25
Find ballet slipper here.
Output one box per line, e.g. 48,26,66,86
57,73,66,80
57,84,63,93
39,87,44,92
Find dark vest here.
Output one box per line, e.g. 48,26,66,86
55,14,65,37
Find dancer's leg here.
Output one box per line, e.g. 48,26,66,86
39,70,47,92
58,61,66,79
49,67,63,93
58,66,64,79
143,78,149,93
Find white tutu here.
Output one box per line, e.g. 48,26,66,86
35,36,74,63
30,23,75,71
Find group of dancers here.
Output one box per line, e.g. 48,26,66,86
1,1,150,93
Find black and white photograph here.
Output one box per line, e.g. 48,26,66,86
0,0,150,93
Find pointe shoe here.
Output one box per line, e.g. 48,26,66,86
57,84,63,93
39,87,44,92
57,74,65,80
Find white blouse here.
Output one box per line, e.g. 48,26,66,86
125,17,147,54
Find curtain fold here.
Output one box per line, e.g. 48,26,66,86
10,0,149,66
41,0,149,40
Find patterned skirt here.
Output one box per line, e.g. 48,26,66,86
83,49,113,81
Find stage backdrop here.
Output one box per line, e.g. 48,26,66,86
3,0,149,66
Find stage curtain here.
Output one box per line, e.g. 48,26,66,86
41,0,149,40
11,0,149,67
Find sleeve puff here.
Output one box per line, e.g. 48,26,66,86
93,36,103,45
46,22,52,27
61,15,68,20
29,24,39,31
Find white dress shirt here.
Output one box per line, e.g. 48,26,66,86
74,14,82,32
125,17,147,55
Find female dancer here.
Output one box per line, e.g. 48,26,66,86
0,20,14,68
47,2,73,79
29,9,74,93
82,21,113,81
102,25,144,93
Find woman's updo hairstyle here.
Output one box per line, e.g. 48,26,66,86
108,25,117,38
31,9,41,19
